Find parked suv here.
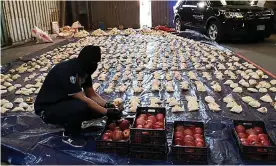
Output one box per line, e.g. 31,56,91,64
173,0,275,41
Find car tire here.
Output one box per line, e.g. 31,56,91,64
207,21,222,42
175,18,185,32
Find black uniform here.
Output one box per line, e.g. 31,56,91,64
35,58,102,136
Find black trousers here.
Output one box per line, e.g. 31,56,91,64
39,99,104,136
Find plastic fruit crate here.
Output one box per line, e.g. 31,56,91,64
233,120,276,162
130,143,168,152
238,149,276,162
172,154,208,164
96,118,133,154
171,121,208,164
130,149,167,161
96,139,129,154
130,107,167,145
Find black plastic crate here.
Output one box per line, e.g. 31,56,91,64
130,107,167,145
172,154,208,164
233,120,276,154
171,121,208,163
239,149,276,162
96,118,133,154
130,143,168,153
96,140,129,154
130,150,167,161
233,120,276,162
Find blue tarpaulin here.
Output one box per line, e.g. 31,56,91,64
1,31,276,165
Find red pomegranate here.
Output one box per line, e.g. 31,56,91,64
136,118,146,126
136,124,143,128
184,129,193,136
194,127,203,134
108,123,117,131
118,119,130,130
153,122,163,129
184,135,194,142
102,134,110,140
122,129,130,139
175,126,184,132
155,113,164,122
138,114,147,120
112,130,123,141
235,125,245,133
147,116,157,123
174,131,184,139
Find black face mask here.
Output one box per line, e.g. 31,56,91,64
77,60,98,77
85,63,98,75
77,45,101,75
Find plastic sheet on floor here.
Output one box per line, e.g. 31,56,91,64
1,30,276,165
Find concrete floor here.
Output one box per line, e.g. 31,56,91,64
221,34,276,75
1,35,276,75
1,38,66,65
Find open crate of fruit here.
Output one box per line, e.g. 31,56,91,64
130,107,167,145
233,120,276,162
171,121,208,164
96,118,133,154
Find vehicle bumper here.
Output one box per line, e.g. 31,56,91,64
221,18,274,38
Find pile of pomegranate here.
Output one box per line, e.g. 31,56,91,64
173,125,205,147
235,125,271,146
101,119,130,141
135,113,165,129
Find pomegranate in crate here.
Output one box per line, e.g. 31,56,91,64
234,124,271,147
173,125,206,147
134,113,164,129
233,120,276,162
96,118,133,154
171,121,208,164
101,118,131,141
130,107,167,147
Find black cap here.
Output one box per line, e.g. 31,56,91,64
78,45,101,74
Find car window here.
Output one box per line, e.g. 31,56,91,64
210,0,250,6
225,1,250,6
186,0,198,6
210,1,224,6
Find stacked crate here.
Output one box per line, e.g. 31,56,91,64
129,107,168,160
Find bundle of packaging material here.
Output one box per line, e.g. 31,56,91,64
58,21,84,38
31,26,53,43
74,30,89,38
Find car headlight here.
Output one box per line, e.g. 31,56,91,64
224,12,244,18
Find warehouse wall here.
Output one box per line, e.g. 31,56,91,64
64,1,140,30
88,1,140,29
2,1,59,45
151,1,176,27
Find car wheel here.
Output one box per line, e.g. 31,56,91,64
175,18,185,32
207,21,222,42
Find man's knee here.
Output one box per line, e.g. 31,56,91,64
71,99,104,120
